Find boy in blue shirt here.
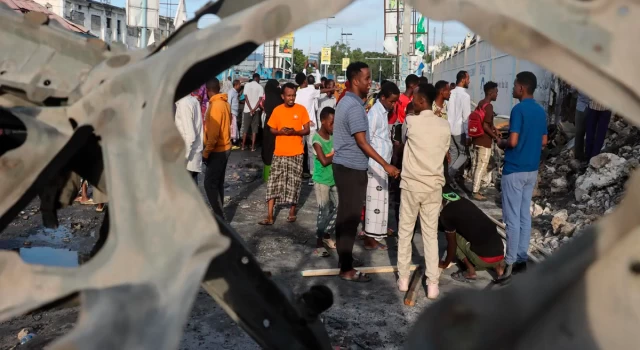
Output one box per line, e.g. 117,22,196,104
497,72,548,281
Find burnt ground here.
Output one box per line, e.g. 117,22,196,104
1,150,507,350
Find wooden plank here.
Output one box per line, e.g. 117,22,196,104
301,264,418,277
404,265,425,306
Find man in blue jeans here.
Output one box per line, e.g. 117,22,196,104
497,71,548,281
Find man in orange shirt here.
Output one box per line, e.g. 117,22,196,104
259,83,311,225
202,78,232,220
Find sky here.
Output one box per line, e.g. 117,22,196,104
109,0,470,55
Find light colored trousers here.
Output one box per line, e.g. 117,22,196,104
397,188,442,285
472,145,492,193
305,129,316,175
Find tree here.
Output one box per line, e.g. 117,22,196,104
293,49,307,74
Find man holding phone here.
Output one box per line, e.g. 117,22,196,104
259,83,311,225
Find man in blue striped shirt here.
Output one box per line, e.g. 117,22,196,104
333,62,400,282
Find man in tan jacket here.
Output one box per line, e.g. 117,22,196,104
397,83,451,300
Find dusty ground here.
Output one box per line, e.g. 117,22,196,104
1,150,506,350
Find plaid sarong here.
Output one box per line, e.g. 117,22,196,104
266,154,304,205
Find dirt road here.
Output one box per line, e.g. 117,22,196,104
1,151,495,349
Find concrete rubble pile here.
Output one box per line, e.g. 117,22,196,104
529,117,639,252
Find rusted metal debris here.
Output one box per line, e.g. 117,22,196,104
1,0,640,349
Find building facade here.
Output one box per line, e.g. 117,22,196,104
33,0,174,47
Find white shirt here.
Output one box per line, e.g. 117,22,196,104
302,68,322,85
447,86,471,136
227,88,239,116
243,80,264,113
295,86,321,129
367,100,393,172
174,95,204,172
317,94,336,123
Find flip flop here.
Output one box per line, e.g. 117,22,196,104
364,242,388,251
451,271,477,283
80,199,95,205
322,238,336,249
95,205,105,213
258,219,274,226
313,248,330,257
357,231,366,240
340,270,371,283
387,228,395,236
287,215,297,223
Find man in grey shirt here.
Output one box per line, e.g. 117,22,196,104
333,62,400,283
227,79,242,147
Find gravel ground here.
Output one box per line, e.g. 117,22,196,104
1,150,500,349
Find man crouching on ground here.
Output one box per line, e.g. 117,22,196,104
437,185,505,282
397,83,450,300
259,83,310,225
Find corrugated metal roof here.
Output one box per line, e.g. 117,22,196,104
0,0,91,34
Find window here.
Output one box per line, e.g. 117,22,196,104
70,10,84,25
77,4,81,9
117,19,121,35
106,18,111,29
90,15,101,32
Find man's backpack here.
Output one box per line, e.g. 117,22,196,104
468,102,490,138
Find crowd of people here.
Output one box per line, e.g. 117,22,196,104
173,62,553,300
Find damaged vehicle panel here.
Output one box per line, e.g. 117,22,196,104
1,0,639,349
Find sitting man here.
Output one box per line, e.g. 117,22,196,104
438,185,506,281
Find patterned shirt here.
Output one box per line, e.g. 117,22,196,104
367,100,393,172
333,91,370,170
433,101,448,120
192,84,208,125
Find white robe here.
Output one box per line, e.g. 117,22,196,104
174,95,204,173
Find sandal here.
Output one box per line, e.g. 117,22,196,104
387,228,395,236
258,219,274,226
313,247,330,257
287,215,297,223
451,271,477,283
80,199,95,205
340,270,371,283
322,238,336,249
357,231,366,240
95,205,105,213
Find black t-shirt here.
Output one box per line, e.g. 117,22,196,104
439,198,503,257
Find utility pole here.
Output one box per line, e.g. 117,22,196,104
441,21,444,46
365,57,394,84
272,39,277,78
395,1,400,82
324,17,335,78
340,28,352,45
140,0,147,47
433,26,437,60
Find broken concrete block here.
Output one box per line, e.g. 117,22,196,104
551,177,568,193
560,222,577,236
575,153,626,200
552,209,569,233
531,203,544,217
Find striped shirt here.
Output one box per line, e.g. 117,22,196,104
367,100,393,172
333,91,370,170
589,99,609,111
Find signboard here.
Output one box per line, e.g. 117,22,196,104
278,33,294,55
321,47,331,65
341,58,350,71
309,53,319,64
126,0,159,29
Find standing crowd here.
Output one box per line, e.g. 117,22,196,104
173,61,553,301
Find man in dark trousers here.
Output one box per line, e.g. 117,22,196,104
332,62,400,283
438,185,506,281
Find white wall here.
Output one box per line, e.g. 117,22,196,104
431,38,553,117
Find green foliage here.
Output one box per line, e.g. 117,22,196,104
324,41,396,82
293,48,307,74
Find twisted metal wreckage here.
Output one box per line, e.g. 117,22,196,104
0,0,638,348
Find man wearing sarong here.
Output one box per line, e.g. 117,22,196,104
363,82,400,250
259,83,310,225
